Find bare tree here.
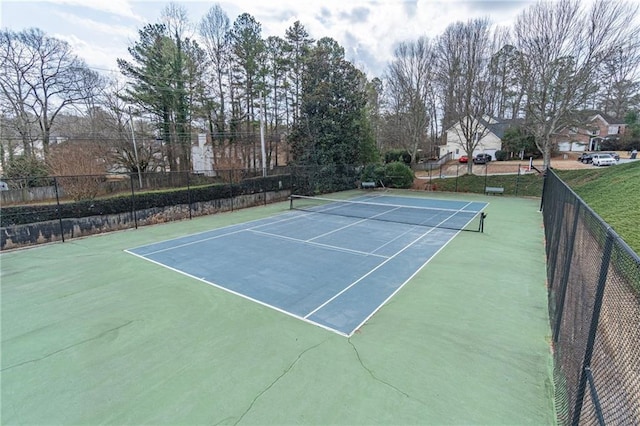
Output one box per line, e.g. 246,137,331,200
199,3,231,145
436,19,497,173
514,0,640,169
596,37,640,119
0,28,102,157
47,140,109,201
488,28,526,120
100,79,160,173
384,37,437,162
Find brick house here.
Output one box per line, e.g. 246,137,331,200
553,111,626,152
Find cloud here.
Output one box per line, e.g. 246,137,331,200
53,11,138,40
339,7,371,24
40,0,144,22
55,33,125,72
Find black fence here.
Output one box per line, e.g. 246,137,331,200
542,169,640,425
0,165,361,250
417,162,543,197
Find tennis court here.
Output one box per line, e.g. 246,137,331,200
126,194,488,336
1,190,555,424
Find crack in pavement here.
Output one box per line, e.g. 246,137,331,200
348,337,414,400
233,338,329,425
1,320,136,372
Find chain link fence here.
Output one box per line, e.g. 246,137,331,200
0,165,361,250
542,169,640,425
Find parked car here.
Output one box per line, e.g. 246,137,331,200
473,153,492,164
591,153,617,166
600,151,620,161
458,155,468,163
577,153,593,164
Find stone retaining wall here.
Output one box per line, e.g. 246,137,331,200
1,190,290,250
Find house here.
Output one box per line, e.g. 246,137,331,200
439,116,522,161
553,111,626,152
191,133,214,175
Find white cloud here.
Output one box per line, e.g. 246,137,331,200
38,0,145,22
53,11,138,40
3,0,547,77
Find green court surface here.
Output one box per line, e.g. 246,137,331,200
1,190,555,425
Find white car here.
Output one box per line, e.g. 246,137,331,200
591,154,617,166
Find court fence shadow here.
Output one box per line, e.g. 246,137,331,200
542,169,640,425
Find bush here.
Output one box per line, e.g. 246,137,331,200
2,155,50,187
383,162,414,188
495,150,508,161
384,149,411,165
360,163,386,184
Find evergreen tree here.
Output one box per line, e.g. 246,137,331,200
290,37,377,167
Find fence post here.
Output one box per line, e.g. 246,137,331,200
552,201,581,343
187,171,192,220
515,165,520,197
483,163,488,190
130,174,138,229
455,164,459,192
53,177,64,243
539,168,548,212
230,168,234,212
571,229,614,426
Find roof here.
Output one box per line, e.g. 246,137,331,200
484,118,524,139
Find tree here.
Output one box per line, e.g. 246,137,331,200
436,19,497,173
621,110,640,150
263,35,289,167
290,37,377,167
47,141,109,201
199,4,231,144
489,41,526,120
596,40,640,118
228,13,265,169
500,126,539,159
1,155,48,188
118,16,204,172
384,37,437,163
366,77,384,151
513,0,640,169
0,28,102,156
284,21,314,127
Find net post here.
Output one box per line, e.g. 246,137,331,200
479,212,486,233
289,195,293,210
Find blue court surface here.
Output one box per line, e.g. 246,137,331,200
126,194,487,336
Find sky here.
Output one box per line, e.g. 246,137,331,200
1,0,537,78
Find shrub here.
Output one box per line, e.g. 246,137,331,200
360,163,386,184
384,149,411,165
495,150,508,161
383,162,414,188
2,155,50,188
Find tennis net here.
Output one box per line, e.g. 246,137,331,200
289,195,485,232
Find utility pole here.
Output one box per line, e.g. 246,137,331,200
128,107,143,189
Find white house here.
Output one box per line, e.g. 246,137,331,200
191,133,214,175
440,117,521,160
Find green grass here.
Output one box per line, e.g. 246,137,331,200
428,173,544,197
557,161,640,254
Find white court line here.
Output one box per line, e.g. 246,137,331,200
249,229,389,259
307,206,403,242
124,250,350,337
304,202,477,323
128,196,486,337
134,210,321,256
